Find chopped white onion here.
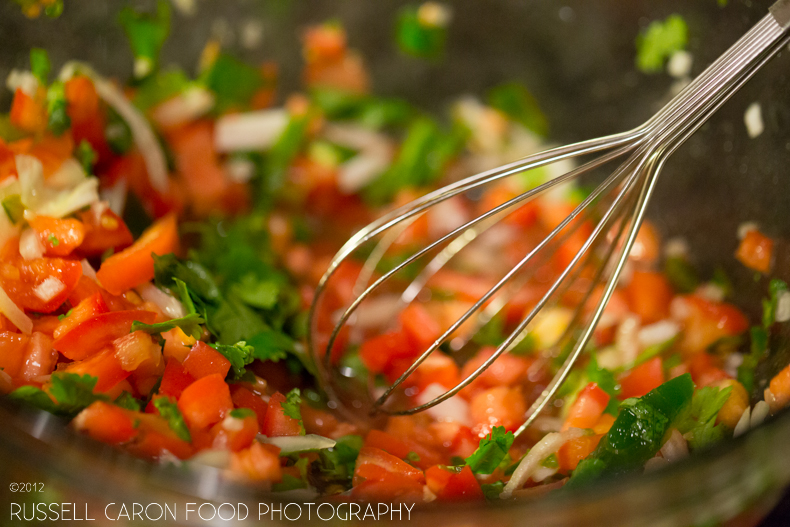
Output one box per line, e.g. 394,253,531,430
644,456,670,473
530,465,558,483
776,291,790,323
695,283,726,303
664,237,689,259
637,320,680,349
737,221,759,240
258,434,336,454
16,154,100,218
224,158,256,184
37,178,100,219
80,259,97,280
337,153,390,194
750,401,770,428
5,69,39,97
19,228,44,261
744,102,764,139
100,178,128,216
615,315,641,366
136,283,186,320
659,429,689,463
670,296,692,321
33,277,65,303
428,197,469,238
190,449,231,469
733,406,751,438
667,50,693,79
214,109,289,152
0,284,32,334
352,294,401,330
47,159,87,190
502,428,584,498
416,383,471,425
723,352,743,378
152,87,215,129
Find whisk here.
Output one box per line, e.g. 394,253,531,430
309,1,790,438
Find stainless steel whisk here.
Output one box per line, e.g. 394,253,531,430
309,1,790,438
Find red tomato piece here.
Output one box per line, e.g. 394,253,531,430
359,330,417,375
52,309,157,360
736,229,774,274
688,353,731,387
182,341,231,379
557,434,603,473
0,251,83,314
625,271,674,324
177,373,233,430
619,357,665,400
96,213,179,295
229,442,282,482
677,295,749,354
562,382,610,431
63,347,131,392
353,446,425,486
77,208,134,257
53,292,108,341
399,303,442,349
28,216,86,257
460,346,532,398
425,465,484,501
230,386,269,429
364,430,441,470
260,391,303,437
19,332,58,382
127,412,194,460
9,88,47,133
469,386,526,436
158,358,196,399
0,331,30,378
73,401,137,445
64,75,112,166
211,413,259,452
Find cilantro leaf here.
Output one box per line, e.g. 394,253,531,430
395,4,449,60
132,68,191,111
131,313,204,340
762,279,788,329
674,385,732,451
465,426,515,474
203,53,266,112
9,373,107,418
30,48,51,85
118,0,171,80
310,88,413,130
636,14,688,74
481,481,505,501
586,355,620,415
232,274,280,310
312,434,363,492
153,397,191,442
210,341,255,379
75,140,97,174
281,388,305,435
46,81,71,136
664,256,699,294
229,408,256,420
487,82,548,137
114,391,142,412
272,474,307,492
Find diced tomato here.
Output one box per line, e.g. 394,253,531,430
106,150,186,219
562,382,610,431
96,213,179,295
53,309,156,360
408,352,460,392
260,391,303,437
63,347,131,392
162,327,196,363
77,208,134,257
469,386,526,436
182,341,231,379
736,229,774,274
53,292,108,341
0,139,17,181
351,469,424,501
229,442,282,482
359,330,417,375
676,295,749,354
460,346,532,398
425,465,484,501
0,249,83,313
688,353,731,387
31,315,59,335
629,221,661,267
73,401,137,445
211,413,259,452
0,331,30,378
230,386,269,429
352,446,425,486
127,412,194,460
113,330,160,372
557,434,603,473
19,332,57,382
9,88,47,133
768,363,790,413
619,357,665,400
177,373,233,430
28,216,86,257
364,429,441,470
625,271,673,324
399,303,442,349
428,270,495,303
158,358,195,399
25,133,75,178
64,75,112,166
592,413,616,435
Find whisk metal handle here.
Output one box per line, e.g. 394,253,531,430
771,0,790,27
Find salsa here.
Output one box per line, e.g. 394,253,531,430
0,3,788,504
